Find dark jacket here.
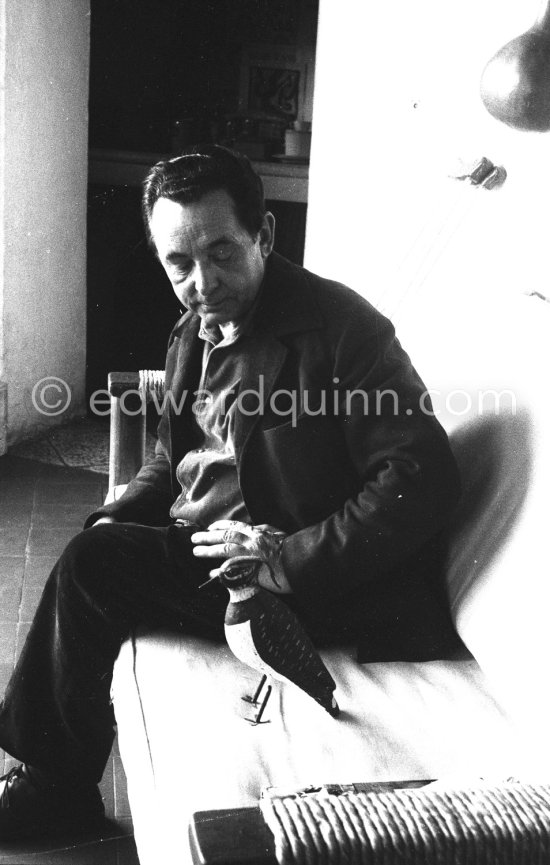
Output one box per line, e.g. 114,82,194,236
94,253,461,657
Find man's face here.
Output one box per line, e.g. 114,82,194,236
149,189,274,329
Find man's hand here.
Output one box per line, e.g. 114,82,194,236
92,516,117,526
191,520,291,593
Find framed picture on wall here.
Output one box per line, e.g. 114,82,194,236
238,44,315,122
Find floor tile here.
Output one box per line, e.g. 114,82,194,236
31,504,95,529
0,525,30,556
27,527,79,558
24,556,58,587
0,662,14,692
33,484,104,507
15,622,32,661
0,556,25,586
0,505,32,528
0,456,44,482
0,624,17,667
36,465,108,486
0,484,37,507
19,585,44,623
0,583,22,622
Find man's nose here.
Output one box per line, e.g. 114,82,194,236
194,260,219,298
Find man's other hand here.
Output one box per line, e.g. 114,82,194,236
191,520,291,593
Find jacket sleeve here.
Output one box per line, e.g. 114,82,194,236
280,304,461,606
84,434,174,529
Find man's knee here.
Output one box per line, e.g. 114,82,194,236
53,524,121,593
62,523,118,560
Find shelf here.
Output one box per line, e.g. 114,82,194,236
88,149,309,203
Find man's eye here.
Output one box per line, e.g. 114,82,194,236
212,245,232,262
173,263,192,279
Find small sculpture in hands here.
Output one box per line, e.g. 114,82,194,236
213,555,340,719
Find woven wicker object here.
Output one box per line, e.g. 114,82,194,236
260,782,550,865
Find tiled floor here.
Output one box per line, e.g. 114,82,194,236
0,430,139,864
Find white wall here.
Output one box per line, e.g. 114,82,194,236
305,0,550,746
0,0,90,449
305,0,550,318
0,0,7,454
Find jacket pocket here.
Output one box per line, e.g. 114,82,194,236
254,413,357,525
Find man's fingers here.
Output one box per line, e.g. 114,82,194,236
191,522,260,560
191,528,248,546
193,542,247,559
191,529,238,545
190,530,218,545
207,520,248,532
193,543,228,558
207,520,256,538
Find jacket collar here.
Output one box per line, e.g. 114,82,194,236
253,252,324,337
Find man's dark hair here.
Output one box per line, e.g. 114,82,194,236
142,144,266,245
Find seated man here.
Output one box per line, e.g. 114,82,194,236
0,145,461,839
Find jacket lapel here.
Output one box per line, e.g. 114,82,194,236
168,313,203,405
233,253,323,459
232,330,288,461
165,313,203,471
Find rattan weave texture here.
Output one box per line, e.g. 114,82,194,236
139,369,165,402
260,783,550,865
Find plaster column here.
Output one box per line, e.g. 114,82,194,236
0,0,90,450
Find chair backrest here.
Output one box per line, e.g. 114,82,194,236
108,370,165,490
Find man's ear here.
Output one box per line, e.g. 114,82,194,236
259,211,275,258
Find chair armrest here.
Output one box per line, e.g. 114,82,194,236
108,370,166,492
108,371,145,492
